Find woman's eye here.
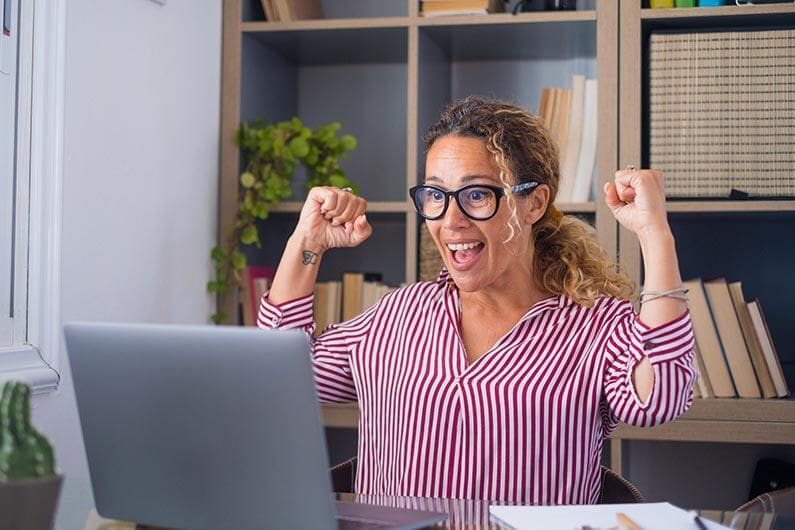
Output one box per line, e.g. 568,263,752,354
430,190,444,202
467,189,487,202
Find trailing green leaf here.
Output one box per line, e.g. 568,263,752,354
209,117,359,323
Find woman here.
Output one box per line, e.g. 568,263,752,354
259,96,696,504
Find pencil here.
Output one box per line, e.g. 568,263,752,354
693,513,708,530
617,512,644,530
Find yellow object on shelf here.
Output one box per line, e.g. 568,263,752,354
650,0,674,7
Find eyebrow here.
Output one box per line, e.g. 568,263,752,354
424,174,499,185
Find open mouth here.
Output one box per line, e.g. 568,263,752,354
446,241,485,267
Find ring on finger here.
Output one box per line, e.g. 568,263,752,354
626,164,636,171
341,187,353,192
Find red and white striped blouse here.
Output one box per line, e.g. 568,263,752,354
258,270,697,505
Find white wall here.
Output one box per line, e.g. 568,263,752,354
31,1,222,528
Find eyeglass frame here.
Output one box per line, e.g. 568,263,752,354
408,181,540,221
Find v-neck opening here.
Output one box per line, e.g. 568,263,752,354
444,283,564,373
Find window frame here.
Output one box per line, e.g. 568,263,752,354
0,0,66,394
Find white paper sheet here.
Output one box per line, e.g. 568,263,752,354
489,502,732,530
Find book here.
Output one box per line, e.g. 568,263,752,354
747,299,790,398
538,88,550,127
327,280,342,325
570,78,597,202
558,75,585,202
286,0,323,20
240,265,275,327
342,273,364,321
554,88,571,184
421,0,504,16
728,282,777,398
314,282,329,334
272,0,293,21
548,88,563,150
703,278,761,398
682,278,736,398
260,0,277,21
693,342,715,399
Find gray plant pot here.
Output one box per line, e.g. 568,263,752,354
0,474,63,530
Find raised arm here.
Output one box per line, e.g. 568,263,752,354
604,167,689,403
268,186,372,305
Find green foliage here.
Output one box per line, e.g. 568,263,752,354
0,381,56,481
209,117,358,322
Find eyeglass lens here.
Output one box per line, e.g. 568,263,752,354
414,186,498,220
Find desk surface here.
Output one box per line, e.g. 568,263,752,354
84,495,784,530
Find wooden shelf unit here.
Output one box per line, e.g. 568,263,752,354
614,0,795,474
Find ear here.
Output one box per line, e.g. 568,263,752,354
523,184,550,226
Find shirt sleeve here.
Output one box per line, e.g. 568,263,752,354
257,291,376,404
601,304,697,434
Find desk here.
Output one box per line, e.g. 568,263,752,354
84,494,792,530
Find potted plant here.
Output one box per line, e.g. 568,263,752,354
0,380,62,530
208,117,359,323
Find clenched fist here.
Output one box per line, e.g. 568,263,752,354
294,186,372,252
604,168,671,238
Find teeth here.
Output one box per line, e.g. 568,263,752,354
447,242,481,251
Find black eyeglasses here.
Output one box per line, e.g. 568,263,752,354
408,182,539,221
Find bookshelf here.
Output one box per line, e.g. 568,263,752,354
220,0,614,320
614,0,795,505
219,1,616,466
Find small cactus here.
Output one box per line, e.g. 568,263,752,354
0,381,56,480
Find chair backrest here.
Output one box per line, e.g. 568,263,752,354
736,487,795,516
330,456,358,494
329,458,645,504
598,465,645,504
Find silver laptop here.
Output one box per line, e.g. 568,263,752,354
64,322,447,530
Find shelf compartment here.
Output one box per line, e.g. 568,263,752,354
417,20,597,190
665,211,795,393
244,212,407,286
240,27,408,202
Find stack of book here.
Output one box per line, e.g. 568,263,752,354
538,75,598,203
241,267,397,332
683,277,789,399
420,0,505,17
648,28,795,198
313,272,397,334
260,0,323,21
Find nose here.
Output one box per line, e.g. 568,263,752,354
442,197,470,230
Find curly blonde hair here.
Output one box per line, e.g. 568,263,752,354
422,96,635,307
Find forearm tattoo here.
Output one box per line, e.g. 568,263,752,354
302,250,319,265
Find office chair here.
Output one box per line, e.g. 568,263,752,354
330,458,645,504
736,487,795,516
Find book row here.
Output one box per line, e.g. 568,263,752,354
684,277,788,399
538,76,598,203
239,266,399,333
